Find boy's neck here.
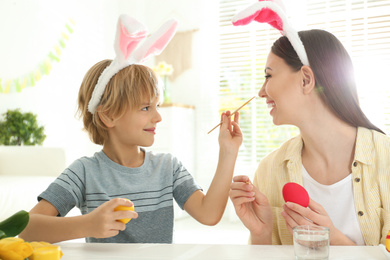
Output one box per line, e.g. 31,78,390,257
102,143,145,168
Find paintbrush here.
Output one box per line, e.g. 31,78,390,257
207,96,256,134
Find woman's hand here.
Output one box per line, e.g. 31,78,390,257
281,199,356,245
229,175,273,244
85,198,138,238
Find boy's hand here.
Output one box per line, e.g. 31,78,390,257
218,111,243,154
86,198,138,238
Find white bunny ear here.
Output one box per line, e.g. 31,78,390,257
114,15,148,62
131,19,178,63
88,16,178,114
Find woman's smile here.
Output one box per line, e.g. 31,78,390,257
143,127,156,134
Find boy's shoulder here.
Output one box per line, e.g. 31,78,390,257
148,150,174,160
147,150,180,165
66,151,103,171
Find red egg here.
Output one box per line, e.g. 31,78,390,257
282,182,309,207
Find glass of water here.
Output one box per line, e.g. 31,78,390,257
293,225,330,260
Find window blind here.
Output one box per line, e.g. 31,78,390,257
304,0,390,135
218,0,390,175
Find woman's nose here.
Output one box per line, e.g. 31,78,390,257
258,82,266,98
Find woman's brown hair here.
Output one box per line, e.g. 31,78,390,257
271,29,385,134
77,60,161,145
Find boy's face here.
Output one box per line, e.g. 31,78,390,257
109,96,162,147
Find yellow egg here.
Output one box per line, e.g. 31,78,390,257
114,199,135,224
30,246,62,260
386,230,390,253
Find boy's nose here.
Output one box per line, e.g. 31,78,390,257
154,110,162,123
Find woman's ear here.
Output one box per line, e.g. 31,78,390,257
97,107,115,128
301,65,315,95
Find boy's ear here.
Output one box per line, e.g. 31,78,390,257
301,65,316,95
97,107,115,128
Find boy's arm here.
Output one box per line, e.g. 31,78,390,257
184,111,242,225
19,198,137,243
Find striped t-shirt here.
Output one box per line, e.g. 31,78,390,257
38,150,201,243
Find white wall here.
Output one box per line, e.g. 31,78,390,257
0,0,127,164
0,0,221,184
141,0,221,188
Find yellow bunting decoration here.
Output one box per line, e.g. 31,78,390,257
55,45,62,56
34,70,41,82
5,80,11,94
21,78,27,90
0,18,75,94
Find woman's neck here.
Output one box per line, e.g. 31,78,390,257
299,112,357,185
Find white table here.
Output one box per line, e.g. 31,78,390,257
57,243,388,259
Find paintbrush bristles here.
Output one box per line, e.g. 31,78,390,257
207,96,256,134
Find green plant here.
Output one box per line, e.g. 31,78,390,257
0,109,46,146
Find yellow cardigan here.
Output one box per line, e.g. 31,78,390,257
253,127,390,245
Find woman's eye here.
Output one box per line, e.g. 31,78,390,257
265,74,271,79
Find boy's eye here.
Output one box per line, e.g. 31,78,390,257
141,106,149,111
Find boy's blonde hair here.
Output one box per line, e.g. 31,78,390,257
77,59,161,145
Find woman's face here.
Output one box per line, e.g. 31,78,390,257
258,52,305,126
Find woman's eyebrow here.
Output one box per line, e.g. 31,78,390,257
264,67,272,73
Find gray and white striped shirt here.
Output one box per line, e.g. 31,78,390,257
38,149,201,243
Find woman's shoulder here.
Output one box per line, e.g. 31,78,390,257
261,135,302,164
356,128,390,174
358,127,390,149
372,128,390,143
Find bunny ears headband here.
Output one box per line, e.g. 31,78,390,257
232,0,309,67
88,15,178,114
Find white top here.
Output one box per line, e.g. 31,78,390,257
302,165,365,245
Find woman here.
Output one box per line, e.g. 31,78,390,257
229,28,390,246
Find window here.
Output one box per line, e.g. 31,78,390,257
218,0,390,174
305,0,390,134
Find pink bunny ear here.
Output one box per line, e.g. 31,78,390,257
115,15,148,61
232,0,310,66
132,19,178,63
232,0,284,32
